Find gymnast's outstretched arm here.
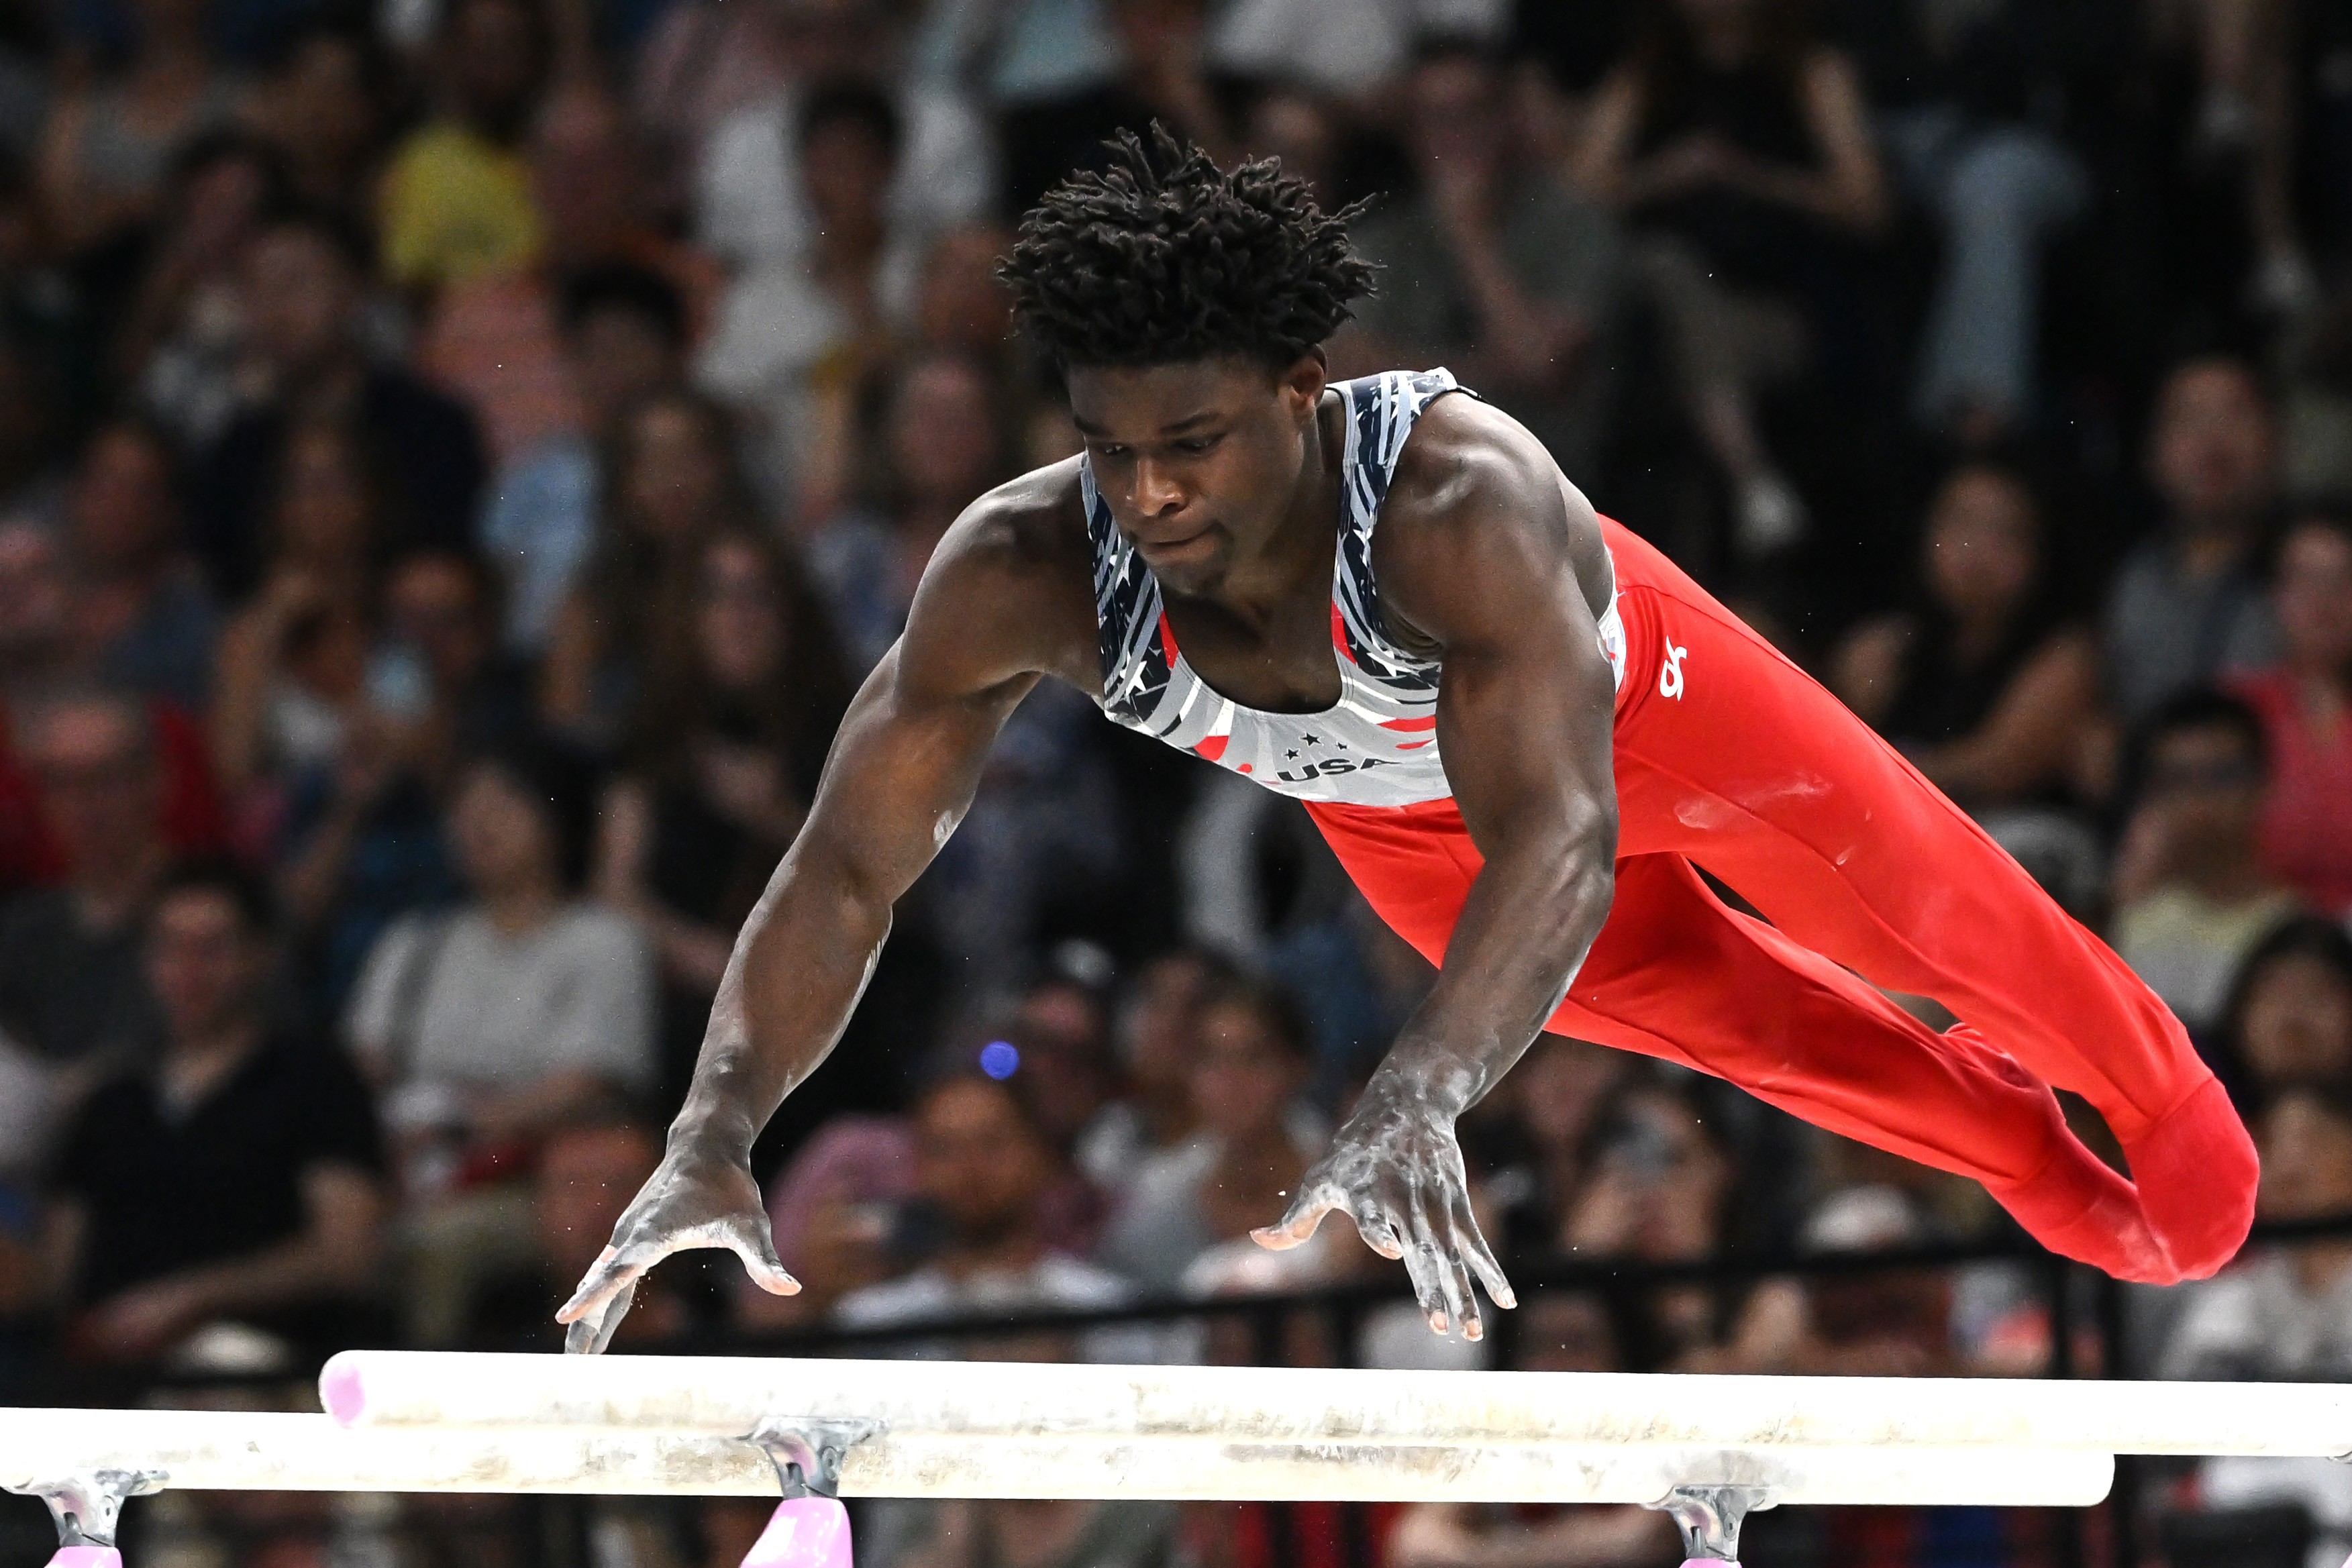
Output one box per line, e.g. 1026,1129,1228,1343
1252,397,1621,1342
558,470,1100,1352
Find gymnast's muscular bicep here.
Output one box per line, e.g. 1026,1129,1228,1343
1378,407,1619,874
788,484,1098,908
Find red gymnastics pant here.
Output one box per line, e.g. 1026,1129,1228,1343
1306,521,2256,1284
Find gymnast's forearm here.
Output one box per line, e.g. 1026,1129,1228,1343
666,838,896,1161
663,649,1027,1161
1372,814,1615,1117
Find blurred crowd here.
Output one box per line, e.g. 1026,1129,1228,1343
1,0,2351,1563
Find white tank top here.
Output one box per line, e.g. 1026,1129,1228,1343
1082,368,1626,807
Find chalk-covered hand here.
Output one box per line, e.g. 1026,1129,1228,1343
555,1139,797,1353
1251,1082,1514,1340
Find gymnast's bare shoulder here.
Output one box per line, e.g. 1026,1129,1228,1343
890,457,1103,706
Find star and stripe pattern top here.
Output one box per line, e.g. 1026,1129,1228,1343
1079,368,1626,808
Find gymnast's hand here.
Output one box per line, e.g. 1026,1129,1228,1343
1251,1078,1515,1340
555,1138,798,1353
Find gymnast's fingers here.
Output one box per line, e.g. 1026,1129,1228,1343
564,1286,634,1355
1252,1180,1341,1249
556,1242,659,1324
1351,1205,1407,1261
1411,1199,1474,1339
1396,1216,1453,1335
725,1213,802,1296
1449,1190,1517,1311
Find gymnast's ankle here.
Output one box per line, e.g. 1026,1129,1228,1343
2121,1077,2257,1281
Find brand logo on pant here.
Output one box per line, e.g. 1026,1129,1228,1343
1660,641,1688,700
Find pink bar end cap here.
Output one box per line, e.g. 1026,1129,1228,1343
48,1547,122,1567
319,1351,364,1427
740,1497,851,1568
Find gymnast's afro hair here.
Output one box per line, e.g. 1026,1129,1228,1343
996,125,1376,371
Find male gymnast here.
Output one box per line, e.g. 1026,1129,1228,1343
560,131,2255,1350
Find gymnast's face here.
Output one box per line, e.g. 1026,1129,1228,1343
1067,354,1328,597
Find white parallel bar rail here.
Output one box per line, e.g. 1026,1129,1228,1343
323,1352,2352,1460
0,1409,2115,1507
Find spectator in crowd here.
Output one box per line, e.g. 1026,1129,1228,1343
377,0,552,294
0,514,65,700
1003,974,1117,1159
2145,0,2312,320
993,0,1237,217
32,0,242,260
478,262,693,651
193,206,485,599
560,265,693,444
1562,1074,1741,1365
207,416,386,798
1695,1180,1954,1377
666,0,986,276
421,87,631,466
1572,0,1888,553
42,859,385,1364
0,609,229,886
593,525,852,1098
2229,511,2352,914
2210,919,2352,1110
66,418,217,714
1208,0,1512,98
699,80,914,519
271,547,524,1019
1341,40,1624,483
992,974,1121,1255
374,547,538,767
834,1065,1152,1363
542,388,752,739
344,739,654,1345
421,81,717,666
1076,948,1229,1192
0,688,178,1073
420,83,719,475
246,19,389,221
1833,461,2100,813
911,223,1017,366
739,1112,918,1334
2110,690,2300,1039
0,518,74,890
1098,975,1324,1295
807,350,1013,672
1839,0,2092,441
2162,1080,2352,1382
2106,354,2282,722
2157,1085,2352,1568
0,340,67,535
1467,1031,1637,1259
121,132,287,452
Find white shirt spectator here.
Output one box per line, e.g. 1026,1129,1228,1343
344,905,656,1104
692,85,994,272
1208,0,1509,96
2114,886,2300,1037
2198,1455,2352,1568
2159,1251,2352,1382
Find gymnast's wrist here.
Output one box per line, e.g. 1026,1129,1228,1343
665,1109,758,1166
1362,1054,1480,1122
